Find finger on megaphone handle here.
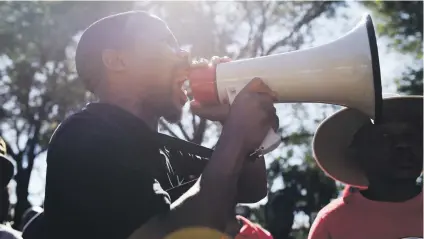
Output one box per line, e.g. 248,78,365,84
189,100,229,122
246,78,279,101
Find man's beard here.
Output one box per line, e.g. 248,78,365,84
162,79,185,124
149,75,184,124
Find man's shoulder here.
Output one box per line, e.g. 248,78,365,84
46,104,158,169
49,106,123,146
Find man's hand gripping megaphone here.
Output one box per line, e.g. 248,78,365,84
187,56,281,157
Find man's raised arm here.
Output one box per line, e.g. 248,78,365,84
129,78,278,239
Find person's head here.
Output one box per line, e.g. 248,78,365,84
75,11,190,123
348,117,423,184
313,95,423,189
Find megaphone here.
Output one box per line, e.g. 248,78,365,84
188,14,382,156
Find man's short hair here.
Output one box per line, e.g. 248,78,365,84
75,11,156,93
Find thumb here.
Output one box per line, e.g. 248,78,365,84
190,101,229,122
189,100,203,112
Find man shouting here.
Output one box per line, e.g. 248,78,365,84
44,11,279,239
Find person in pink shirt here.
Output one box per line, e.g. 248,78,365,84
309,95,423,239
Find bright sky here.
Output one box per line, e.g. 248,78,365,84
4,1,418,228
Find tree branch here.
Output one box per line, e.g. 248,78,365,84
236,2,255,59
266,2,329,55
252,1,268,57
24,94,49,168
34,145,48,157
13,120,23,153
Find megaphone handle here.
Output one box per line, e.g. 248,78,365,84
260,130,282,155
226,85,282,156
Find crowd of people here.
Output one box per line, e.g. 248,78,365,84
0,11,422,239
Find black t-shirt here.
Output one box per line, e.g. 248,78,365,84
44,103,210,239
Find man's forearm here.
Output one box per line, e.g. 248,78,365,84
236,156,267,203
128,127,248,239
218,121,268,203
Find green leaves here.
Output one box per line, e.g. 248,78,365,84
362,1,422,95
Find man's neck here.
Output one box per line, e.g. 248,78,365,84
98,95,159,131
361,178,421,202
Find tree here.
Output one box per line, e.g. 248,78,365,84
363,1,423,95
0,1,345,235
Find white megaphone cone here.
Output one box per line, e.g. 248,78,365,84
188,14,382,156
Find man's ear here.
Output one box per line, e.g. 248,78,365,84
101,49,126,72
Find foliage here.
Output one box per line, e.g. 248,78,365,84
363,1,423,95
0,1,346,237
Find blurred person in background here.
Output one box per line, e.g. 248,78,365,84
265,188,297,239
44,11,279,239
0,138,22,239
309,95,423,239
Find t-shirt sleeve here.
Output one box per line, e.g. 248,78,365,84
308,213,331,239
45,120,171,239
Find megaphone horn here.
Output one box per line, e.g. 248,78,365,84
188,14,383,155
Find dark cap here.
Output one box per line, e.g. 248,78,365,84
75,11,164,93
0,138,14,188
